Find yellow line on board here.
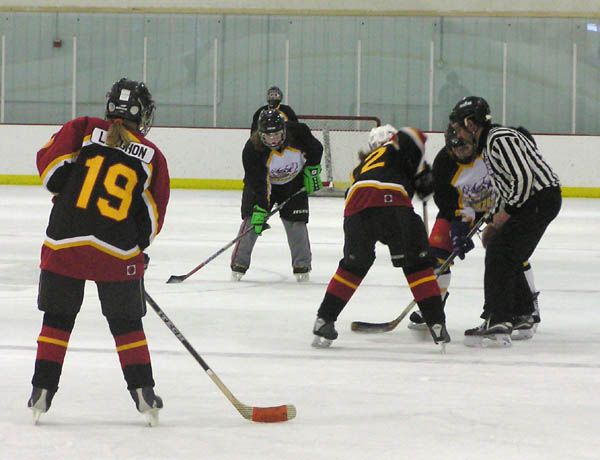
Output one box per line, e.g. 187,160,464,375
0,175,597,197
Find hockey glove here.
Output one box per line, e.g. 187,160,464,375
250,205,269,235
302,164,323,195
413,162,434,200
456,206,476,224
450,220,474,260
143,252,150,270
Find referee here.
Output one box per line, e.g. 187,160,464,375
449,96,562,347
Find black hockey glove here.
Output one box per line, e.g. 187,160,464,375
413,162,434,200
450,220,474,260
143,253,150,270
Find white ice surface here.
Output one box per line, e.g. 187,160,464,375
1,186,599,460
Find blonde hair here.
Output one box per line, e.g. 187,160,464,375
250,130,263,150
106,118,137,148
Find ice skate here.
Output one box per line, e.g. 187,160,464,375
407,310,428,331
293,267,310,283
464,319,512,348
408,293,449,332
230,264,247,282
511,315,535,341
28,386,56,424
427,323,451,353
130,386,163,427
311,317,338,348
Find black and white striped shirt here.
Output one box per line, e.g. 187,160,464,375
483,126,560,214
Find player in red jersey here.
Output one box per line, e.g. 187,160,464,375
311,124,449,348
28,78,170,426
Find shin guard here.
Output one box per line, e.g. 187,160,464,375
109,318,154,390
405,266,444,325
317,265,366,321
31,313,75,391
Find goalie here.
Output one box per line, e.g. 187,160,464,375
311,124,449,348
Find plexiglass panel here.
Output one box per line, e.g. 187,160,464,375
0,12,597,134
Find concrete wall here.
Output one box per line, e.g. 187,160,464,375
1,124,598,196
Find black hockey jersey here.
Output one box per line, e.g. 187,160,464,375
36,117,170,282
432,147,495,221
241,121,323,211
344,127,427,217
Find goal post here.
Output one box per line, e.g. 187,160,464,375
297,115,381,196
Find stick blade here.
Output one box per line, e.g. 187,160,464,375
251,404,296,423
351,320,396,333
166,275,186,284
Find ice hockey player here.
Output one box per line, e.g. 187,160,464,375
28,78,169,425
250,86,298,133
231,109,323,282
311,124,450,349
408,124,543,340
449,96,561,347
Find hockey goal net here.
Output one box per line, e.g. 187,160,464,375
297,115,381,196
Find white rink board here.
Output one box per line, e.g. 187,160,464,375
0,125,598,188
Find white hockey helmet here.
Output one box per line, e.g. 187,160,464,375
368,124,398,150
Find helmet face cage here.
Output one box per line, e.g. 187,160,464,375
106,78,156,135
449,96,491,127
445,124,476,164
258,109,286,148
266,86,283,108
444,124,465,150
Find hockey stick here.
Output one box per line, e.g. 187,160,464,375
422,200,429,234
167,188,306,284
145,290,297,423
351,212,490,333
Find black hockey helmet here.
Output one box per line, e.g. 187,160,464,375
449,96,491,127
258,108,286,149
266,86,283,108
106,78,155,135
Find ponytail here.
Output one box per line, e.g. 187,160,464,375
106,118,133,149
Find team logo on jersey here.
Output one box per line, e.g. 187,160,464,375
268,147,304,184
89,128,155,163
462,176,495,212
270,162,300,180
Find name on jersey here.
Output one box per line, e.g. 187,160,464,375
90,128,155,163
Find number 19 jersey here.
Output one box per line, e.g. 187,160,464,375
36,117,170,282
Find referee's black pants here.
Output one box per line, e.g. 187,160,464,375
483,187,562,324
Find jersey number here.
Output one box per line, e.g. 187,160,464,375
360,147,386,174
76,155,138,221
